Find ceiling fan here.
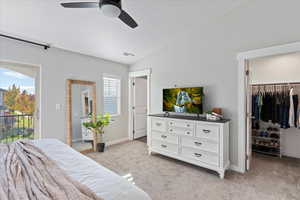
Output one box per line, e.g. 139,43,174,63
61,0,138,29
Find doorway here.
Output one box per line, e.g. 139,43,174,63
128,69,151,144
0,61,41,143
238,42,300,173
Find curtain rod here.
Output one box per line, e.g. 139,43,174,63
0,34,50,50
251,82,300,86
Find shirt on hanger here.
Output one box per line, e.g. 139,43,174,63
289,88,295,127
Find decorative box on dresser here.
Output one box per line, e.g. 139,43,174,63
148,114,230,179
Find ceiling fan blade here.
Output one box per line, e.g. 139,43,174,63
61,2,99,8
119,10,138,29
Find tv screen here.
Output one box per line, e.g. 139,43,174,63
163,87,204,114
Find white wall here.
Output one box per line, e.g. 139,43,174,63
250,52,300,84
250,52,300,158
130,0,300,168
0,37,129,143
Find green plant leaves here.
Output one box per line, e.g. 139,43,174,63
82,113,111,134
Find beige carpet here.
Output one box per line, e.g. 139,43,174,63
87,140,300,200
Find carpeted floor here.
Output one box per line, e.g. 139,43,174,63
87,140,300,200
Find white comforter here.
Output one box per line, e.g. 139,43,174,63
33,139,151,200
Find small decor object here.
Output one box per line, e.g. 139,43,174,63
83,113,111,152
212,108,222,115
206,111,223,121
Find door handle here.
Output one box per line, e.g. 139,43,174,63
194,142,202,146
194,153,202,157
202,129,211,133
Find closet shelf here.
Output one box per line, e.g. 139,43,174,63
252,136,280,141
252,143,280,149
252,129,280,134
253,150,281,157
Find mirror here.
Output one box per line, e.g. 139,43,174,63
66,80,97,153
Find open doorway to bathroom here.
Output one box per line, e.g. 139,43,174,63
0,61,41,144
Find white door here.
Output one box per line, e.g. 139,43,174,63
133,77,147,139
245,60,252,171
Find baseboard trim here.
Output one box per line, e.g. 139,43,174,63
229,164,245,173
106,137,129,146
72,139,82,143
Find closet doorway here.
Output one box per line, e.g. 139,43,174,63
246,52,300,171
238,42,300,173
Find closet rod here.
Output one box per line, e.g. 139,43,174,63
0,34,50,50
251,82,300,86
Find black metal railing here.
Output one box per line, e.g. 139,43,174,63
0,114,34,144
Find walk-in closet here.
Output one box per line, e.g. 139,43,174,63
248,52,300,169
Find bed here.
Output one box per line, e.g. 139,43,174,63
31,139,151,200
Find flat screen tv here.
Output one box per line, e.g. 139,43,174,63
163,87,204,114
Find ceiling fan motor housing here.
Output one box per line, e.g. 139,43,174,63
100,0,122,9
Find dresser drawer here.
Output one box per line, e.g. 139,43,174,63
151,118,166,132
168,120,194,129
181,137,219,154
152,131,179,144
196,124,219,142
152,139,178,154
181,147,219,166
168,127,193,137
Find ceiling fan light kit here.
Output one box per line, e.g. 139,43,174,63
61,0,138,28
101,4,121,18
101,0,121,18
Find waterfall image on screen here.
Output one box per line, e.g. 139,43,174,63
163,87,203,114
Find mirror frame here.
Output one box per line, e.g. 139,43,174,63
66,79,97,153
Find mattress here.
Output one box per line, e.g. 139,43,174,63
32,139,151,200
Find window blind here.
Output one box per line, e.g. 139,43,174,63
103,77,121,115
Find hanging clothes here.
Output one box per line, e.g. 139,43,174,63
289,88,295,127
293,94,299,127
251,85,299,129
298,107,300,128
281,91,290,129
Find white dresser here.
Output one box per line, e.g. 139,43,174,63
148,114,230,179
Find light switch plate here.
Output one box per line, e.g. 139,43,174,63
56,104,61,111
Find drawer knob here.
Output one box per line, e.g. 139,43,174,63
161,135,167,139
194,153,202,157
186,132,190,135
170,122,173,125
169,129,173,132
194,142,202,146
202,129,211,133
161,144,167,148
156,122,162,126
187,124,190,127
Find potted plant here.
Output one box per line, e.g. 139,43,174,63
83,113,111,152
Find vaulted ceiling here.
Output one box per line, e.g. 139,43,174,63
0,0,248,64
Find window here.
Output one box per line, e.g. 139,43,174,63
103,76,121,115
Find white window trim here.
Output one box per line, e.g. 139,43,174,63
103,74,122,117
